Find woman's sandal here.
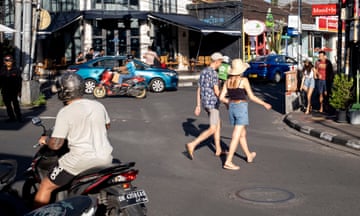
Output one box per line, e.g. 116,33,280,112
223,163,240,170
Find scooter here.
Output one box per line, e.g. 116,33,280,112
25,195,97,216
93,69,147,99
22,116,148,216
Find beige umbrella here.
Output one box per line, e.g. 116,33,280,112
0,24,16,33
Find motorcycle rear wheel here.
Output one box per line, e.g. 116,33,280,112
135,89,147,99
100,195,146,216
93,86,107,98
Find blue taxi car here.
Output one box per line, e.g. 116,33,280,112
67,56,179,94
244,54,298,83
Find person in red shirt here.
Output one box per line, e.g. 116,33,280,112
315,51,334,113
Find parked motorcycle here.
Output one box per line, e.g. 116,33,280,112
0,159,28,216
22,116,149,216
93,69,147,99
25,195,97,216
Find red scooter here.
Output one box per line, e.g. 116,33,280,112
93,69,147,99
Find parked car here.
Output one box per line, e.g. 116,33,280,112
243,54,298,83
67,56,179,94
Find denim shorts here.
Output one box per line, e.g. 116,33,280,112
304,77,315,89
317,80,327,94
229,102,249,126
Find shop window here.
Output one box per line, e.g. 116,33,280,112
314,36,322,50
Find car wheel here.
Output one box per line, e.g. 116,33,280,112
149,78,165,93
84,79,97,94
274,72,281,83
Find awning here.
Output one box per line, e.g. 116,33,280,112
0,24,16,33
38,11,82,35
83,10,148,20
148,13,241,36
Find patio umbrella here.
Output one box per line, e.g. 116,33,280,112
0,24,16,33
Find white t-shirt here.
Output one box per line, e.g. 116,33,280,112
143,50,158,65
52,98,113,175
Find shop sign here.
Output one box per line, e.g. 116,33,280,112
312,4,338,16
317,16,342,32
244,20,265,36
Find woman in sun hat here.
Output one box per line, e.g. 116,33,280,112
219,58,272,170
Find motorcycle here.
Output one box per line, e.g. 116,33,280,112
93,69,147,99
22,116,149,216
0,160,28,216
25,195,98,216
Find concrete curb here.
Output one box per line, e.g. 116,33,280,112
283,114,360,150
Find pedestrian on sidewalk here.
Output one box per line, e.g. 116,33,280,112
185,52,225,160
0,55,23,123
143,46,161,67
219,59,272,170
300,58,315,115
314,51,334,113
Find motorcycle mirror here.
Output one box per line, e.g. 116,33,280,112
31,117,42,126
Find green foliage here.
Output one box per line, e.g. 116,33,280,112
329,73,354,110
0,94,46,107
265,19,284,54
32,93,47,106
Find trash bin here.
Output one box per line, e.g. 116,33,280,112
285,71,297,92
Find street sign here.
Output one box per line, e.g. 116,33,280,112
282,35,291,39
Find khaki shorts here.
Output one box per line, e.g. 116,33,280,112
205,108,220,125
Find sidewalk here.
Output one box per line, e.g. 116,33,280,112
284,111,360,150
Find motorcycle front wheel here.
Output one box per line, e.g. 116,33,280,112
135,89,147,99
93,86,107,99
22,177,39,209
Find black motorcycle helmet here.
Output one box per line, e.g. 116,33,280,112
126,54,134,61
56,72,85,102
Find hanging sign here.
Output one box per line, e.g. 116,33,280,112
244,20,265,36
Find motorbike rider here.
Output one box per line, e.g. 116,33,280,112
218,55,230,89
34,72,114,208
114,54,136,86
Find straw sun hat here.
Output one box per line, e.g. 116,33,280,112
228,58,249,76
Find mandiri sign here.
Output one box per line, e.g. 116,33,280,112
312,4,338,16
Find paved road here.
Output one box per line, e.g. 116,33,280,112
1,84,360,216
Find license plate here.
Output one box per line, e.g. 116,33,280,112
249,74,258,78
118,189,149,206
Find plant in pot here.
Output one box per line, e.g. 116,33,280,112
329,73,354,123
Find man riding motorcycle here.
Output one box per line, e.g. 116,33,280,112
115,54,136,86
34,72,114,208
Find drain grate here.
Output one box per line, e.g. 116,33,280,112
235,187,295,203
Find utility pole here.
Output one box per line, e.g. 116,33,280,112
297,0,302,68
14,0,22,69
21,0,40,105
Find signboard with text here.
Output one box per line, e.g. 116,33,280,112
312,4,338,16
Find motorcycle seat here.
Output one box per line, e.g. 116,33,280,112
75,162,136,178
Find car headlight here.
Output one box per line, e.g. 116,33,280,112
164,71,177,77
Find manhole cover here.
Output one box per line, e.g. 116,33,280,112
235,187,295,203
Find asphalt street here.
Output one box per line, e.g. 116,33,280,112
1,84,360,216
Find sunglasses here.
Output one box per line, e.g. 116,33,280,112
4,59,13,62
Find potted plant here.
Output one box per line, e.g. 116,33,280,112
349,70,360,124
329,73,354,123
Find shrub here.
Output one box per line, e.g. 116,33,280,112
329,73,354,110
